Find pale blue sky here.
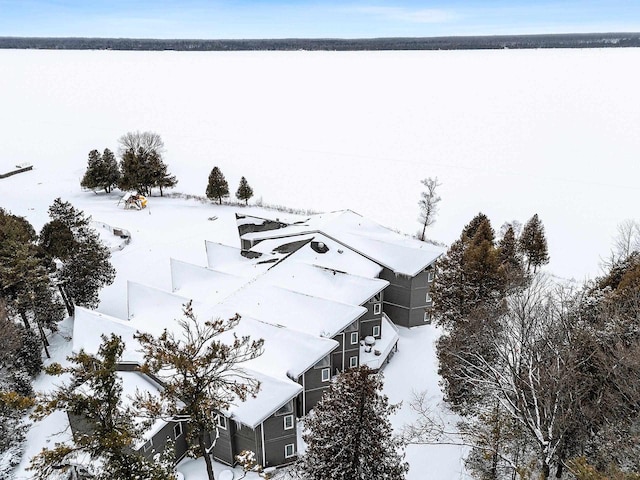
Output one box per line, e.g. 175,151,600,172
0,1,638,39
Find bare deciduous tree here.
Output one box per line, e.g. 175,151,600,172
418,177,442,241
613,219,640,261
117,130,165,157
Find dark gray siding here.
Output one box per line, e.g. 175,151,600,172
359,291,383,339
380,265,435,328
232,422,260,462
302,365,331,415
140,421,189,463
211,419,235,465
262,412,297,467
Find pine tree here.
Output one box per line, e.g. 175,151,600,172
80,149,102,192
30,334,175,480
235,176,254,205
519,214,550,272
148,150,178,197
80,149,120,194
134,302,264,480
206,166,229,204
118,147,154,195
0,209,63,357
299,366,409,480
100,148,121,193
42,199,116,314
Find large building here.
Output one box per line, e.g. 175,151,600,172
71,209,443,469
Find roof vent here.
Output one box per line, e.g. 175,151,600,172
311,241,329,254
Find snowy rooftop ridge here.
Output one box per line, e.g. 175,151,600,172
222,283,367,338
170,258,249,304
240,209,444,276
264,260,389,306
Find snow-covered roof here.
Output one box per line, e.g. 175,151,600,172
240,210,444,276
204,240,280,278
73,306,144,364
118,371,171,444
227,317,338,380
252,232,383,278
265,261,388,306
224,369,302,429
222,284,367,338
170,258,248,304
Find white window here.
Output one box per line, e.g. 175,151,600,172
284,414,294,430
143,439,153,452
372,325,380,337
349,356,358,368
321,368,330,382
173,422,183,439
217,415,227,430
314,354,330,369
424,311,431,323
350,332,358,345
285,443,295,458
428,270,435,282
425,292,432,304
276,400,294,416
373,303,382,315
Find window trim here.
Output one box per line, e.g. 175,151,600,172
350,332,358,345
143,439,153,452
174,422,183,439
321,368,330,382
349,356,358,368
425,292,432,304
285,443,295,458
216,415,227,430
427,270,435,282
372,325,380,337
424,311,431,322
373,303,382,315
283,414,294,430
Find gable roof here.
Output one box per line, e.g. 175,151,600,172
240,210,444,276
222,283,367,338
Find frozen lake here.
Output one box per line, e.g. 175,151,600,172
1,48,639,280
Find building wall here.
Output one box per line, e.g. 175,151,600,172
232,422,260,463
262,411,298,467
211,418,235,465
301,363,331,415
380,265,435,328
359,291,383,339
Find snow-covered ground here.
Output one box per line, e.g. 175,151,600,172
2,48,639,478
2,48,640,281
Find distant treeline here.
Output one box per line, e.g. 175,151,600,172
2,32,640,51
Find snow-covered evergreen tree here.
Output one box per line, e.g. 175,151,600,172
206,166,229,204
42,198,116,314
299,366,409,480
518,214,549,272
80,148,120,194
235,176,254,205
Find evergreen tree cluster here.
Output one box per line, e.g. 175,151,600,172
80,131,178,197
0,199,115,456
422,211,640,479
206,166,254,205
80,148,120,194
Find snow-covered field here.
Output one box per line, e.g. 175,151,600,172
2,48,640,281
2,48,639,478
